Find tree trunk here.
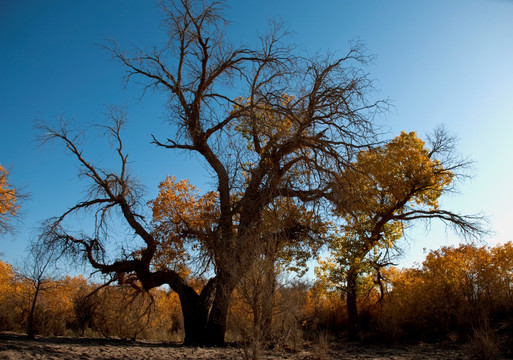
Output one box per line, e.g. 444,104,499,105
206,274,236,346
181,296,209,345
346,266,359,340
27,283,41,340
178,281,215,345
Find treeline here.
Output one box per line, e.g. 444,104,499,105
317,243,513,346
0,263,183,341
1,242,512,354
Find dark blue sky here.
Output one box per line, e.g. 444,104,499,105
1,0,513,269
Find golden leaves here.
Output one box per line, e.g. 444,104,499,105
148,176,219,273
383,242,513,339
334,131,454,229
0,259,17,297
151,176,218,227
0,165,19,227
321,131,457,295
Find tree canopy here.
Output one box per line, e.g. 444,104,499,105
318,129,484,338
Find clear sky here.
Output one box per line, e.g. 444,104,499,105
1,0,512,270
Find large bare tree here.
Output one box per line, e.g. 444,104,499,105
39,0,385,345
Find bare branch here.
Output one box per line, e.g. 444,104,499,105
398,209,486,240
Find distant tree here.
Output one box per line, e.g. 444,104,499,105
319,129,485,339
379,242,513,346
19,240,60,339
0,164,19,235
38,0,384,345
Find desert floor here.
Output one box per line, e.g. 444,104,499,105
0,332,470,360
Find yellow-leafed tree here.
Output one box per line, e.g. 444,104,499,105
149,176,218,275
0,259,23,330
320,129,484,339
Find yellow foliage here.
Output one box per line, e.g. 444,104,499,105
0,258,187,340
0,259,18,300
0,165,19,232
0,260,24,331
334,131,453,255
319,131,455,302
149,175,326,277
377,242,513,341
231,95,297,154
148,176,219,274
335,131,453,227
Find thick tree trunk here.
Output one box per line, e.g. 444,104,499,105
346,267,359,340
181,296,209,345
177,279,216,345
206,278,235,346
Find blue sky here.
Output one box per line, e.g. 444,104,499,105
1,0,512,270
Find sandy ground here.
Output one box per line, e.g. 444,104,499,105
0,333,470,360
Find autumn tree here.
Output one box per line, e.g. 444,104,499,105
0,164,19,235
149,176,218,277
38,0,384,345
319,129,484,339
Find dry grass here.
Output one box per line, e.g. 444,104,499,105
465,326,500,360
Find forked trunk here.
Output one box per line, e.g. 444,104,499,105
181,296,209,345
177,281,214,345
176,272,235,346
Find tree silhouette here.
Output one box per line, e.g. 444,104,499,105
38,0,385,345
